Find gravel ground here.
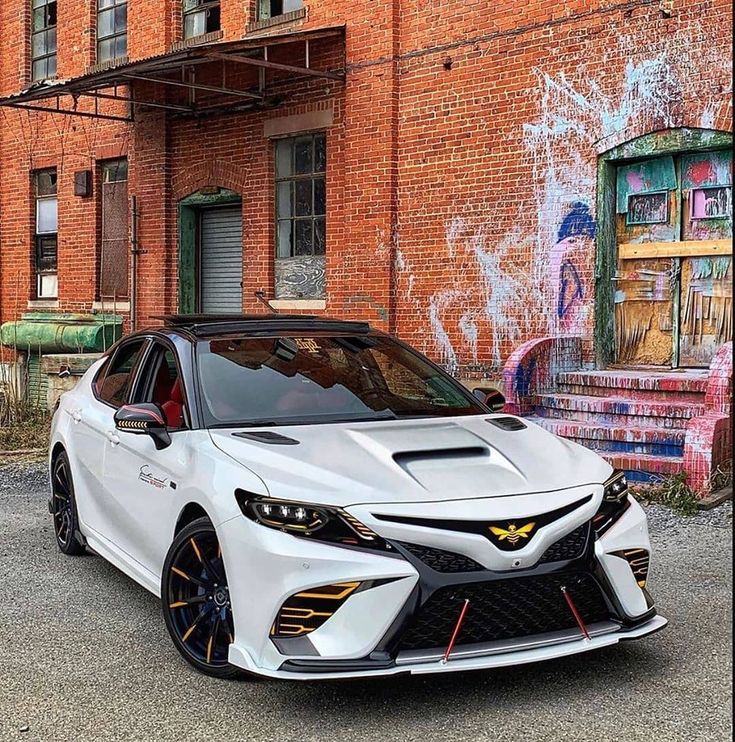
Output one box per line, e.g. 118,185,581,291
0,463,731,742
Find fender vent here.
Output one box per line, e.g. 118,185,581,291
233,431,300,445
487,416,527,431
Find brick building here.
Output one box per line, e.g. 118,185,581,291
0,0,732,487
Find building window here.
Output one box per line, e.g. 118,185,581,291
258,0,303,20
97,0,127,63
99,159,130,300
31,0,57,81
275,133,326,259
34,169,58,299
183,0,221,38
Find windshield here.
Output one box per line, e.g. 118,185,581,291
196,333,484,427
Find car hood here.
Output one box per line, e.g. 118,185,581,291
209,415,612,507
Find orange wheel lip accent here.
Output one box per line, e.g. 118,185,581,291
171,566,190,581
206,635,214,663
190,538,202,562
169,601,188,609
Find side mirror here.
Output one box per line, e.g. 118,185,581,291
114,403,171,450
472,387,506,413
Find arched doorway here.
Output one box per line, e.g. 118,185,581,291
595,128,733,368
178,188,243,314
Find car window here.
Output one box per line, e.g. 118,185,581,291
196,334,482,427
133,342,188,430
97,340,147,408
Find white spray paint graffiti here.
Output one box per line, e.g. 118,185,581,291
415,23,731,373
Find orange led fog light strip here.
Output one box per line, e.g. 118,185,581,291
271,582,361,638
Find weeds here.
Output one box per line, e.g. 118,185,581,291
632,472,700,516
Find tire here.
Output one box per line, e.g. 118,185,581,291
161,517,244,679
50,451,86,556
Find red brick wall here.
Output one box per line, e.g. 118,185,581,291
1,0,732,376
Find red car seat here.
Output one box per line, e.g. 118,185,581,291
162,379,185,429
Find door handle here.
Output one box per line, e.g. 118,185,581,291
71,409,82,423
106,431,120,446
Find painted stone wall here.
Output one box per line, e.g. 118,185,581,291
391,4,732,376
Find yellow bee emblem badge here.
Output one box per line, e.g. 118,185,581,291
489,522,536,546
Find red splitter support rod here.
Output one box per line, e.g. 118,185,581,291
560,585,591,641
442,599,470,664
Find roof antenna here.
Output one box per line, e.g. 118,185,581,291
254,290,279,314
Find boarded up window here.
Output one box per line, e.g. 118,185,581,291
99,159,129,300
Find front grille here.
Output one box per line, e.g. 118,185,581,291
398,572,609,651
397,542,484,573
538,523,590,564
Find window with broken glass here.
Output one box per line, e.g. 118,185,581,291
183,0,221,39
34,169,58,299
258,0,303,20
31,0,57,81
97,0,127,63
275,133,326,260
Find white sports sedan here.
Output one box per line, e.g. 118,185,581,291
49,314,666,680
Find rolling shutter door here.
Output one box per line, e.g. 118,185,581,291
200,206,243,313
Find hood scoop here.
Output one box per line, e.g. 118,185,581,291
487,416,527,431
232,431,300,445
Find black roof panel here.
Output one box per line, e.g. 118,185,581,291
151,314,372,337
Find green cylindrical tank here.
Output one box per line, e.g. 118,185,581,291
0,312,123,354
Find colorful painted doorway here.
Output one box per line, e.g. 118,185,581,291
612,146,732,368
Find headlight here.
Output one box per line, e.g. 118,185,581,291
235,491,392,552
593,469,631,536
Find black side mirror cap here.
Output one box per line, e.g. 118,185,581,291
472,387,506,413
114,403,172,450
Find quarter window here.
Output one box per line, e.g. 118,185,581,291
97,0,128,63
34,169,58,299
96,340,147,408
31,0,57,81
183,0,221,38
275,133,326,259
258,0,303,20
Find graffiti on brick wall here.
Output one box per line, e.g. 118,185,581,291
410,22,731,374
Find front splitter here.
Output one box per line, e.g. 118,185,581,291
228,614,668,681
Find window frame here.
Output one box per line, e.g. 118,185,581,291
99,158,130,300
132,340,191,431
182,0,221,39
97,0,128,64
274,132,327,260
93,338,151,409
33,169,58,299
31,0,58,81
258,0,304,21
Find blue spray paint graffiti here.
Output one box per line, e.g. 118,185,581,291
552,202,597,328
514,357,537,397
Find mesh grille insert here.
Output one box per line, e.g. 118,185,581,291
538,523,590,564
398,571,609,651
397,542,485,573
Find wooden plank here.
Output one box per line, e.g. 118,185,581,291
618,239,733,260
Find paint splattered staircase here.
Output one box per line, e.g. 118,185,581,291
526,370,708,483
502,337,733,492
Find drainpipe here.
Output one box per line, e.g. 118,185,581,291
130,195,140,332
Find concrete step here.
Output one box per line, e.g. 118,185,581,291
535,394,704,430
599,452,685,484
556,370,708,402
527,416,686,458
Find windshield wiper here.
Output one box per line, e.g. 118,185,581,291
212,410,398,428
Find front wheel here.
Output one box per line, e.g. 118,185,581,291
161,517,243,679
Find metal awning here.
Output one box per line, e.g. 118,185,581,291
0,26,345,121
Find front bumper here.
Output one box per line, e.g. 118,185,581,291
219,490,665,679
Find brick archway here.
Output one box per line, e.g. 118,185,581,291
172,160,249,203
